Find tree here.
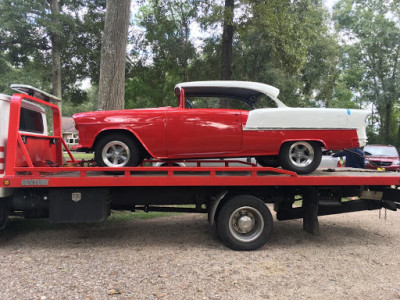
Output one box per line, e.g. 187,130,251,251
233,0,337,106
221,0,234,80
49,0,62,102
98,0,131,111
125,0,198,108
334,0,400,144
0,0,105,107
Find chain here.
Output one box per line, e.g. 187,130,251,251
378,208,388,220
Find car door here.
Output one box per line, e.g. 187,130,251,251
166,108,243,157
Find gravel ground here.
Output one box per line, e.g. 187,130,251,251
0,209,400,300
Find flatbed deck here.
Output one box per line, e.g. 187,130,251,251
3,165,400,188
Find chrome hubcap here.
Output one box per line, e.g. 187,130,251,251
229,206,264,242
237,215,254,233
289,142,314,167
102,141,130,167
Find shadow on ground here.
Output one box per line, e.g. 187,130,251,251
0,212,392,251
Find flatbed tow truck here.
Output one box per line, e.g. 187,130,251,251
0,86,399,250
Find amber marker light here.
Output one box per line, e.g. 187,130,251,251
3,179,10,186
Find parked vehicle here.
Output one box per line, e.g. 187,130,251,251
318,152,342,169
364,145,400,171
73,81,369,174
0,84,399,251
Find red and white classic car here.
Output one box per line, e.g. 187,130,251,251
73,81,368,174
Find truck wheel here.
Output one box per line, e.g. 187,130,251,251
216,195,273,251
256,156,280,168
95,134,142,167
279,141,322,174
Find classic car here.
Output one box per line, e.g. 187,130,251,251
73,81,369,174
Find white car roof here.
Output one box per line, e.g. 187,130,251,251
175,81,286,107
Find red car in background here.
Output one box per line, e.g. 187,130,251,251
364,145,400,171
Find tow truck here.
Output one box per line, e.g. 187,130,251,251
0,85,399,250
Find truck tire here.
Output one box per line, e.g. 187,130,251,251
95,133,142,167
279,141,322,174
216,195,273,251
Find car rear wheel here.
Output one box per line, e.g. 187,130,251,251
95,134,142,167
279,141,322,174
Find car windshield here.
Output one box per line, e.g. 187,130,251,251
364,146,399,157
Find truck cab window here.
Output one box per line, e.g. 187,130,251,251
19,107,44,133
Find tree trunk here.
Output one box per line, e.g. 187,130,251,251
98,0,131,111
220,0,234,108
221,0,234,80
383,101,392,143
49,0,62,110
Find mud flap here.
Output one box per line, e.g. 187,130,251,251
302,187,319,235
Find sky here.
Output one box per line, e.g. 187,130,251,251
324,0,339,11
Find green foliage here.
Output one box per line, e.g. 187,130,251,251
0,0,105,103
127,0,339,109
231,0,338,107
0,55,51,94
62,85,98,116
334,0,400,143
126,0,199,107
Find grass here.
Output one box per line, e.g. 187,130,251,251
107,210,178,222
63,151,94,160
2,210,179,236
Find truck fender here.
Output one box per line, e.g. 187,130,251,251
208,190,228,226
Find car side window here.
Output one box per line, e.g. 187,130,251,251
186,96,252,110
185,95,278,110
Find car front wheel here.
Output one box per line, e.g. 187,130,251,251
279,141,322,174
95,134,142,167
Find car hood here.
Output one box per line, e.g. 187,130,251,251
366,156,399,161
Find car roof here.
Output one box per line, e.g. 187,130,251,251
175,81,286,108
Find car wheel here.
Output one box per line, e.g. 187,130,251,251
279,141,322,174
216,195,273,251
95,134,142,167
255,156,280,168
